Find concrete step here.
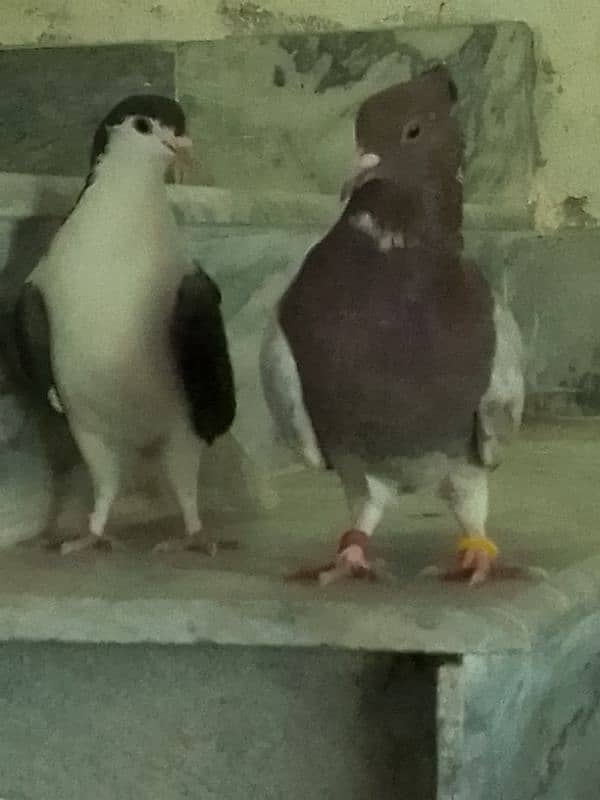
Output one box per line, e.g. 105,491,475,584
0,423,599,797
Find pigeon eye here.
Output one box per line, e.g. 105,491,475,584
133,116,152,134
402,121,421,141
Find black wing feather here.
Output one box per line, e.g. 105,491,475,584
12,282,56,399
170,264,236,444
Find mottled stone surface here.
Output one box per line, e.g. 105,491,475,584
0,23,536,217
436,661,465,800
0,45,174,176
452,613,600,799
0,421,599,652
468,229,600,414
0,171,530,230
177,22,536,212
0,643,436,800
2,626,600,800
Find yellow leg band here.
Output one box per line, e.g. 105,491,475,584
456,536,499,559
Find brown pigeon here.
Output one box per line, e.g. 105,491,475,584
261,66,525,585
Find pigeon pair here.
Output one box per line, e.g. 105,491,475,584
13,66,524,584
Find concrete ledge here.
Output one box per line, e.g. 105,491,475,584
0,422,598,656
0,171,534,230
0,552,599,654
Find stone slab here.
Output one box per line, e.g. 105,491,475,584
0,171,532,230
0,20,537,221
0,642,436,800
0,423,599,654
468,229,600,414
452,613,600,799
177,22,536,212
0,45,175,176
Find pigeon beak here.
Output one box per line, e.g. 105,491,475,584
340,151,381,202
163,133,194,184
162,132,193,153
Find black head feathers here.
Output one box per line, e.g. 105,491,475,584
90,94,186,166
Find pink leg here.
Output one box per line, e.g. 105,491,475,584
286,529,377,585
286,472,392,585
437,466,529,585
443,542,497,585
443,544,527,584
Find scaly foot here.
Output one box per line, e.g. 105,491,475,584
287,529,379,585
444,536,499,584
424,535,537,585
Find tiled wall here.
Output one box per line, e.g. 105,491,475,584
0,22,536,221
0,45,175,176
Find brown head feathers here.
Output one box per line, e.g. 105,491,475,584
341,65,464,246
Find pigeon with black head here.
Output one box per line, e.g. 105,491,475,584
13,94,236,554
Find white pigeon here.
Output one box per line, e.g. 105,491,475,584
13,95,236,555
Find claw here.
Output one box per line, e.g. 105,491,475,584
286,529,379,585
422,535,545,584
441,535,498,584
319,541,376,585
449,547,493,583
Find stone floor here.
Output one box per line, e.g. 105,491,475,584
0,420,599,652
1,420,600,800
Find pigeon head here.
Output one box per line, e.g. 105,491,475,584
90,95,192,178
342,66,463,201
